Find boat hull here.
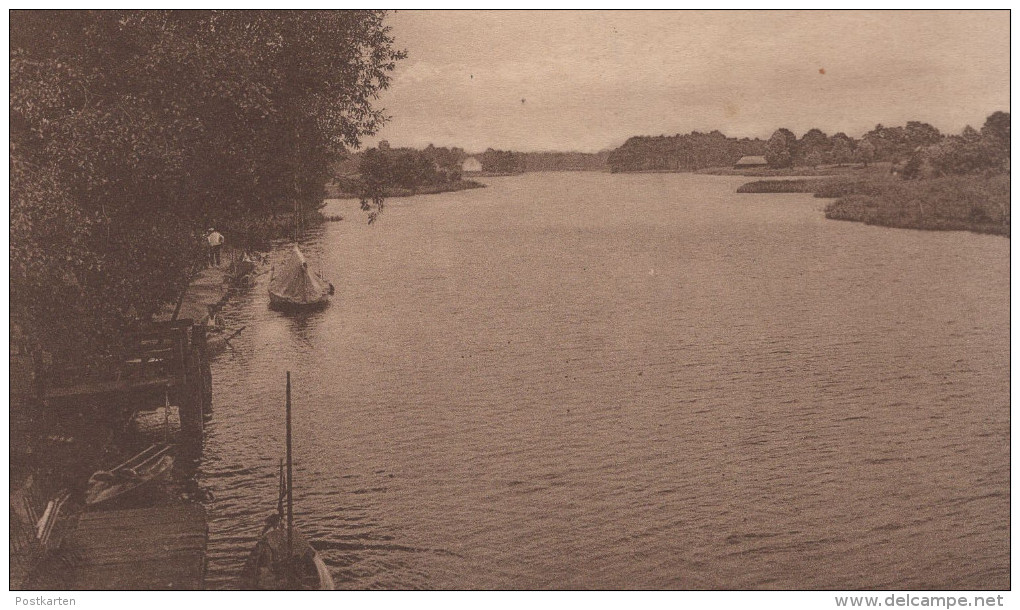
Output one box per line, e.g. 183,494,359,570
85,444,175,507
242,523,335,590
268,290,330,311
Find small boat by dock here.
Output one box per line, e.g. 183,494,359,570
85,443,174,507
243,508,334,590
242,372,334,590
268,245,333,311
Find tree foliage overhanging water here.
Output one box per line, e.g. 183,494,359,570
10,10,405,359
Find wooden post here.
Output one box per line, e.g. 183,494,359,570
179,325,206,443
285,371,293,562
195,325,212,420
33,351,45,408
193,325,208,424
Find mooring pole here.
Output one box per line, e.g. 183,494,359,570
278,458,285,522
286,371,293,563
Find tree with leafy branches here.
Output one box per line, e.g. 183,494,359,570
765,128,797,168
11,10,405,358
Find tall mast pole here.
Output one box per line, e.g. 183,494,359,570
286,371,293,562
277,459,284,522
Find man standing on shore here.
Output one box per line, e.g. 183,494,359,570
207,228,224,267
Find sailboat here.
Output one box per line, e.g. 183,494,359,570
242,372,334,590
268,245,333,311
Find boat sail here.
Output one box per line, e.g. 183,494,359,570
268,245,333,310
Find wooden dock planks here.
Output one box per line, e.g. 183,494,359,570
43,377,172,401
66,503,208,590
156,267,230,325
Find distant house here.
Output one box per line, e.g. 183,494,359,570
461,156,483,173
734,155,768,168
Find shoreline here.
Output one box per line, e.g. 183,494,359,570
605,164,885,177
10,228,290,589
737,175,1010,238
697,164,881,177
326,179,486,200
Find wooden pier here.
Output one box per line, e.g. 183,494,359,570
155,267,231,326
37,318,211,440
11,265,235,590
64,504,208,590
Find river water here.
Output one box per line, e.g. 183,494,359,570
200,172,1009,590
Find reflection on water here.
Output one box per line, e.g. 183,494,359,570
198,172,1009,590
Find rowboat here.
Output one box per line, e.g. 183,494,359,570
85,444,174,507
241,372,334,590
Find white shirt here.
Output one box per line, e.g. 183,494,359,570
207,231,224,247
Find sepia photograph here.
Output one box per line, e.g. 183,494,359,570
8,8,1011,603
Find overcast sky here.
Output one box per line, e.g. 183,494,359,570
365,10,1010,153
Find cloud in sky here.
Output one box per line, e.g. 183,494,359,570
366,10,1010,153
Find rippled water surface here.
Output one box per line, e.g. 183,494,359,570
200,172,1009,590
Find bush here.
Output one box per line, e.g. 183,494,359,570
737,179,822,193
824,175,1009,236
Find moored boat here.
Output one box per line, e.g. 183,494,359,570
242,499,335,590
85,444,174,507
268,246,333,311
241,372,334,590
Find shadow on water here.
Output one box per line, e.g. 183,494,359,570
272,306,330,341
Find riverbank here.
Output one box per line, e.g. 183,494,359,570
10,233,276,589
737,174,1010,237
698,162,891,177
824,175,1010,237
326,179,485,199
215,208,329,249
10,257,242,588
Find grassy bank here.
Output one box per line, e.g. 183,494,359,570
326,179,485,199
738,174,1010,237
736,179,833,193
699,163,890,177
823,175,1010,237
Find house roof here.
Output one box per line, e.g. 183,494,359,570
735,155,767,166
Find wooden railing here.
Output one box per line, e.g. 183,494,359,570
40,319,196,402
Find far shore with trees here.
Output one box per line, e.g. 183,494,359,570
327,141,485,199
327,145,610,198
735,112,1009,237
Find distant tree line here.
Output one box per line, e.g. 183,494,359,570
479,148,526,174
481,149,609,173
336,146,611,181
523,151,609,172
355,142,464,193
608,113,1009,176
900,112,1009,178
10,10,403,359
763,122,945,169
607,131,767,172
